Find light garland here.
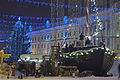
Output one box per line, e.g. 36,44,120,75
7,0,120,11
0,15,115,28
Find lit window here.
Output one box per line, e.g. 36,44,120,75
63,32,68,38
46,35,50,40
38,37,40,42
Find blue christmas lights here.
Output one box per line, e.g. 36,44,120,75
46,20,50,28
29,25,32,32
8,0,120,11
64,16,68,24
0,37,8,39
0,34,11,36
46,35,50,40
0,40,8,42
0,15,115,34
0,15,115,25
0,31,12,33
0,13,115,23
63,32,68,38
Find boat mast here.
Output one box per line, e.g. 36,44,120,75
86,0,89,36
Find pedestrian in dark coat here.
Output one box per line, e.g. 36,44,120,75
85,37,91,46
79,33,85,47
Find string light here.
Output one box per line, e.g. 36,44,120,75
0,39,8,42
0,15,114,29
7,0,120,11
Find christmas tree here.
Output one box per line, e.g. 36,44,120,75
5,17,31,61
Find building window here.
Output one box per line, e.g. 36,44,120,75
35,37,36,42
32,45,34,49
41,43,43,48
38,37,40,42
44,43,46,48
32,37,34,42
44,35,46,40
58,33,59,38
41,36,43,40
65,32,68,37
54,42,56,46
38,44,40,49
47,43,49,48
46,35,50,40
63,32,68,38
34,44,36,49
51,34,52,40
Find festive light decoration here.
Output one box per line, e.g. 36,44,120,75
88,0,104,39
63,31,68,38
46,35,50,40
0,34,11,36
0,31,11,33
29,25,32,32
5,18,31,61
7,0,120,11
63,16,68,24
0,40,8,42
0,15,115,28
0,14,115,23
0,37,8,39
46,20,50,28
0,15,115,41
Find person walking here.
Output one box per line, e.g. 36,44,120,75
79,33,85,47
85,37,91,46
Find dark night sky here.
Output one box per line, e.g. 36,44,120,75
0,0,51,49
0,0,51,17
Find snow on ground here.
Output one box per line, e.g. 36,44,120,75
109,60,119,76
0,76,119,80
